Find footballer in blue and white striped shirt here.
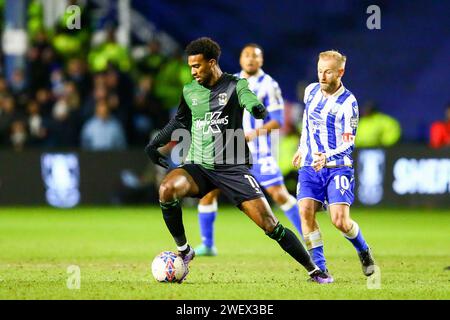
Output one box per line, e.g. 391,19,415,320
292,50,377,280
194,44,303,257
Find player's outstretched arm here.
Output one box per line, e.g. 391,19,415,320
145,95,192,168
144,118,184,169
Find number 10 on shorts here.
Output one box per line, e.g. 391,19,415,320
334,175,350,190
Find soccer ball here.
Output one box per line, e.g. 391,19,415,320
151,251,187,283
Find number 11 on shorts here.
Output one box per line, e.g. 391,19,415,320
245,174,261,193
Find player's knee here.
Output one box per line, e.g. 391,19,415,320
332,219,344,231
272,190,289,205
331,216,350,232
299,204,315,220
159,182,177,202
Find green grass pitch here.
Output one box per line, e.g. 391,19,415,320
0,206,449,300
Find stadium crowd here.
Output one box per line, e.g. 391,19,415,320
0,0,191,151
1,1,446,153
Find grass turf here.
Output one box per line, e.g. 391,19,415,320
0,206,449,300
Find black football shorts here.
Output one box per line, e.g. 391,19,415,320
179,164,264,206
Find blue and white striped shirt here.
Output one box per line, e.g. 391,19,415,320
239,69,284,159
299,82,359,167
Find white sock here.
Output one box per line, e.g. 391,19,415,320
198,200,218,213
343,222,359,239
304,229,324,250
280,195,297,211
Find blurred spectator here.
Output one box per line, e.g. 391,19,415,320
10,69,27,96
88,27,131,73
153,50,191,111
35,87,55,117
10,69,29,109
355,101,401,148
65,58,91,100
26,100,49,147
429,104,450,149
47,84,80,148
27,33,62,92
0,77,10,99
62,81,81,112
103,67,131,127
0,96,19,144
10,120,27,151
137,39,167,76
81,74,108,121
81,99,126,151
132,75,166,145
50,68,66,98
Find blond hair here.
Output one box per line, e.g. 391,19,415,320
319,50,346,69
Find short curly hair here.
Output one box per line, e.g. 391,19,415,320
185,37,221,62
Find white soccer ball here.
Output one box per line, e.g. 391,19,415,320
151,251,187,283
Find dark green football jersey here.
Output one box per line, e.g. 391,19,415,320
174,73,262,169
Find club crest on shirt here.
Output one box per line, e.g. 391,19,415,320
218,93,228,106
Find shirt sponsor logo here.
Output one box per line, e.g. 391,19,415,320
350,116,358,128
195,111,229,134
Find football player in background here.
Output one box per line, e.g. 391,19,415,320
194,44,303,257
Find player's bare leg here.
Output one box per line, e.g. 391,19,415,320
159,168,201,202
199,189,221,205
195,189,221,256
265,185,303,237
328,204,353,233
239,197,332,283
240,197,278,233
298,199,329,274
329,204,376,276
159,168,199,280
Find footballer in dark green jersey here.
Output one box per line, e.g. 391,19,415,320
145,37,331,283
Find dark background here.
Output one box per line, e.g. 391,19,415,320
136,0,450,142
